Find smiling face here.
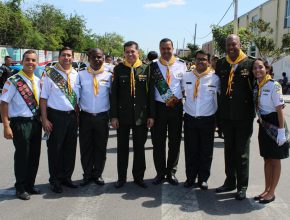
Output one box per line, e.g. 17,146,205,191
88,49,104,70
226,35,241,61
22,53,37,74
160,41,174,61
195,53,209,73
252,59,267,81
124,44,139,65
59,49,73,69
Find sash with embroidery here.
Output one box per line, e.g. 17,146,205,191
10,74,39,116
253,85,289,143
46,67,77,108
150,62,179,107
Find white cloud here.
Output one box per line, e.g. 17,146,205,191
79,0,104,3
144,0,186,9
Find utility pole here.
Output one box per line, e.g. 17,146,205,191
194,23,197,45
182,38,185,57
234,0,238,34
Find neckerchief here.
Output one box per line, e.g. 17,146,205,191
192,67,211,99
225,49,247,96
257,74,272,105
159,56,176,86
18,70,38,105
55,62,73,95
87,65,105,96
123,58,142,96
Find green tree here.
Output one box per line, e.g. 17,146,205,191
95,32,124,57
186,43,199,61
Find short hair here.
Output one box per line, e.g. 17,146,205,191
147,51,158,61
195,50,210,61
87,48,103,57
282,72,286,76
59,46,74,57
4,56,12,60
124,41,139,51
159,38,173,47
105,55,112,59
22,50,37,61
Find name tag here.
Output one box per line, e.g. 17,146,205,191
138,75,147,81
208,85,216,88
186,82,192,84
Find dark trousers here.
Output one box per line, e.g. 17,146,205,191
221,118,254,191
153,101,183,176
184,114,215,183
79,111,109,180
47,108,78,185
10,118,42,192
117,123,148,181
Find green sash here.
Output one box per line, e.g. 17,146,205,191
10,74,39,116
46,67,77,108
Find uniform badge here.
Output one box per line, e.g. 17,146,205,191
241,69,249,76
2,88,8,95
275,83,282,94
138,75,147,81
175,72,183,78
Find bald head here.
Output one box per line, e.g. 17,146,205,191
88,48,104,69
226,34,241,61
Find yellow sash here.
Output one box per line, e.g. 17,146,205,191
18,70,38,105
55,62,73,95
192,67,211,99
123,58,143,96
225,50,247,96
159,56,176,86
87,65,105,96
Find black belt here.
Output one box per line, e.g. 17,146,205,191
48,107,75,115
10,116,39,122
80,111,108,117
184,113,214,120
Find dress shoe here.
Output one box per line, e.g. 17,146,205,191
16,191,30,200
254,195,263,201
50,183,63,193
62,180,78,188
235,190,246,200
152,175,165,185
184,179,195,188
259,196,275,204
134,179,148,188
26,187,41,195
215,185,236,193
198,182,208,190
114,180,126,188
80,178,91,186
94,177,105,186
167,174,179,185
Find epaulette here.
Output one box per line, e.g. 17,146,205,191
78,67,86,72
247,55,256,60
177,58,185,63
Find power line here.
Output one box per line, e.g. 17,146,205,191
196,1,234,40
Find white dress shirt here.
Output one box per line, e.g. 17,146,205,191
41,66,79,111
154,59,187,102
182,70,220,117
0,74,41,117
78,68,112,113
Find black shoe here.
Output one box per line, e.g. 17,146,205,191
50,183,63,193
184,179,195,188
16,191,30,200
94,177,105,186
215,185,236,193
152,175,165,185
62,180,78,188
26,187,41,195
259,196,275,204
167,174,179,185
198,182,208,190
254,195,263,201
115,180,126,188
80,178,91,186
235,190,246,200
134,179,148,188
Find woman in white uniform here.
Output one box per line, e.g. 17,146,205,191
252,59,289,204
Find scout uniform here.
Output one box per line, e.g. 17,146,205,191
78,65,112,182
151,57,187,180
110,60,155,184
41,64,79,188
215,51,255,193
182,68,220,185
0,71,42,194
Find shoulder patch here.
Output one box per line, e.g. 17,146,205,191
177,58,185,63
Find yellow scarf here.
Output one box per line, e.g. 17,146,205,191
225,49,247,96
193,67,211,99
55,62,73,95
123,58,143,96
159,56,176,86
258,74,272,97
18,70,38,105
87,65,105,96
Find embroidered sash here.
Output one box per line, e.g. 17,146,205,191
10,74,39,116
46,67,77,108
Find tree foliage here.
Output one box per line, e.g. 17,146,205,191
95,32,124,57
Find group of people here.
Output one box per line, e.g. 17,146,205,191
0,34,289,205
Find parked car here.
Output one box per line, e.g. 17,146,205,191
9,64,45,79
45,61,87,72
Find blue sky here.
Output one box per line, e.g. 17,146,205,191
23,0,267,52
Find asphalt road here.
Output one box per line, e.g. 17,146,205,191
0,105,290,220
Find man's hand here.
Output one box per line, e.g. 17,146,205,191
147,118,154,128
42,118,53,133
4,125,13,139
111,118,119,129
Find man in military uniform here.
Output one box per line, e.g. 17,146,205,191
215,34,255,200
110,41,155,188
151,38,187,185
78,48,112,186
40,47,79,193
1,50,42,200
0,56,13,94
